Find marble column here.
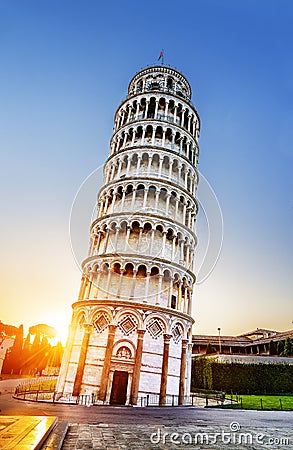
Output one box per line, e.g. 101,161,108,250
159,333,172,405
130,329,146,405
98,324,117,401
178,339,188,405
72,324,92,397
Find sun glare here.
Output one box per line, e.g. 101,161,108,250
45,314,70,346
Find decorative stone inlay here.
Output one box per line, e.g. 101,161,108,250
172,324,183,343
116,346,132,359
146,318,164,339
118,315,137,335
94,313,110,333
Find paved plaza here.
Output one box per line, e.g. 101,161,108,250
0,379,292,449
62,420,293,450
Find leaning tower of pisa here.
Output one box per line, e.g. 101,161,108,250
56,65,200,405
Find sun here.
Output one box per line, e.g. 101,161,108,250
45,313,70,346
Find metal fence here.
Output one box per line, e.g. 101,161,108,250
14,389,227,408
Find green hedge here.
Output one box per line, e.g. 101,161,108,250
191,357,293,394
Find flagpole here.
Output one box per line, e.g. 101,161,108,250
162,49,164,65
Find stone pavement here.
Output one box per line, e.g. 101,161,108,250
0,382,292,450
62,422,293,450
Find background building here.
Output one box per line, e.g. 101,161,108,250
192,328,293,356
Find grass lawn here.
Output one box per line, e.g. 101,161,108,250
18,379,57,392
223,394,293,411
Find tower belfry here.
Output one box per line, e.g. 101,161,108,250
57,65,200,405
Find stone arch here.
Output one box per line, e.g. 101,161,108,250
115,308,143,329
113,339,136,359
74,309,87,326
130,219,141,232
167,76,174,90
92,262,100,272
91,307,113,324
171,321,185,343
101,262,110,274
150,265,161,276
92,309,112,333
155,125,163,140
112,261,121,274
141,152,149,168
163,268,172,280
145,313,168,337
136,264,147,278
123,262,134,277
165,127,173,145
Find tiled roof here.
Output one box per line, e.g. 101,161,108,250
192,335,250,346
192,329,293,347
238,328,278,337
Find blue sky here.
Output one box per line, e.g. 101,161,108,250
0,0,292,341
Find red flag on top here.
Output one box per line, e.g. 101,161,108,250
158,51,163,61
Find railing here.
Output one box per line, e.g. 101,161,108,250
15,376,57,391
130,85,190,102
14,388,57,402
14,382,229,407
129,113,182,126
14,376,57,402
21,392,227,407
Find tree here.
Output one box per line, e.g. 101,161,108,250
277,340,285,356
21,324,57,375
0,321,18,345
2,325,24,374
269,340,277,356
29,324,56,339
206,342,215,355
282,338,292,357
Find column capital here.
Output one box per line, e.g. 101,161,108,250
108,324,117,333
163,333,172,343
181,338,189,348
83,323,93,333
137,328,146,337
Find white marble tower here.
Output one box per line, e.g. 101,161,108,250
57,65,200,405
